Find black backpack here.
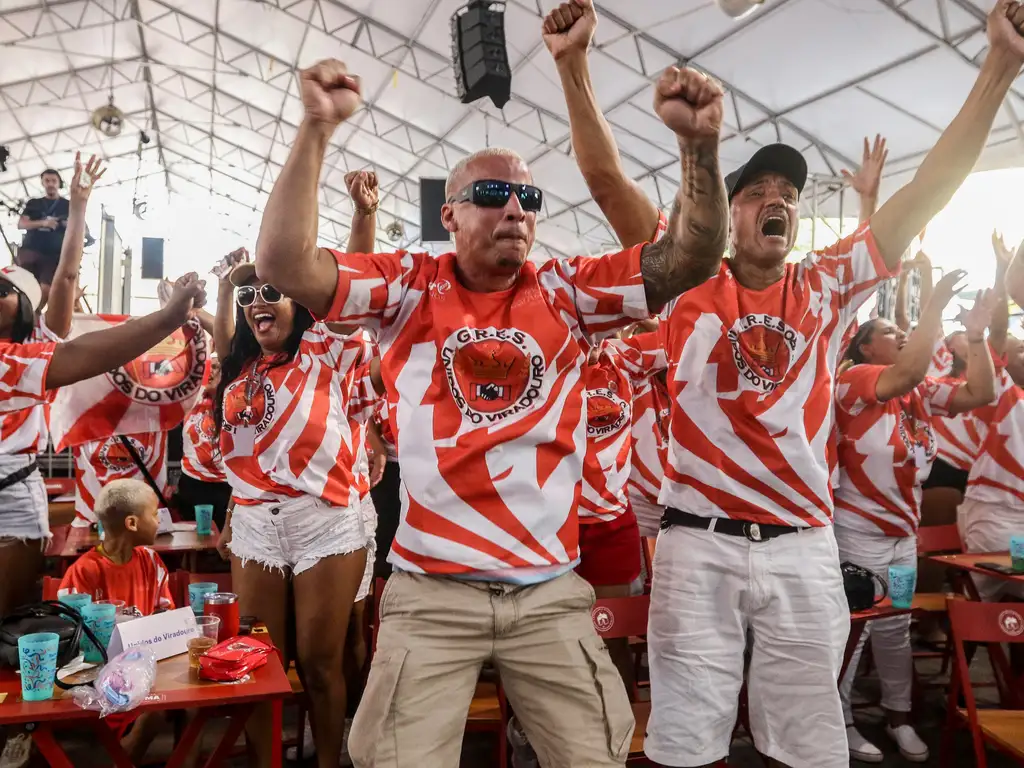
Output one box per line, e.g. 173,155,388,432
0,601,109,688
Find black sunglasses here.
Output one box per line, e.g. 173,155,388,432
236,284,283,307
448,180,543,213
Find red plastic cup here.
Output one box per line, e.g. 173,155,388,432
204,592,239,642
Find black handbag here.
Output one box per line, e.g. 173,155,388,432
841,562,888,612
0,601,109,688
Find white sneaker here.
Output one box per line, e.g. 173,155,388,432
846,725,883,764
886,724,929,762
0,733,31,768
285,717,315,762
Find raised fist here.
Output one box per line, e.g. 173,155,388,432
988,0,1024,64
345,170,379,212
300,59,361,127
165,272,208,325
542,0,596,61
653,66,724,142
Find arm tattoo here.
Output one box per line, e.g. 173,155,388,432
640,142,728,309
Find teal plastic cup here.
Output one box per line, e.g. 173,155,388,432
82,602,116,663
18,632,59,701
888,565,917,609
1011,535,1024,573
58,592,92,613
194,504,214,536
188,582,219,616
97,520,105,540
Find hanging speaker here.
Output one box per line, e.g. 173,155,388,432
141,237,164,280
450,1,511,109
420,178,451,243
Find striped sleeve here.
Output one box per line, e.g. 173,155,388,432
0,341,56,412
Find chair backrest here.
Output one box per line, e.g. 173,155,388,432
916,523,963,555
590,595,650,640
947,598,1024,711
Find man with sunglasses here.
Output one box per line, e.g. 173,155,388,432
256,55,727,767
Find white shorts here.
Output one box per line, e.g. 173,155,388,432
958,497,1024,601
630,495,663,539
646,523,850,768
0,455,47,541
356,494,378,603
228,494,369,577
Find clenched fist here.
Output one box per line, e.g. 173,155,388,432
989,0,1024,63
542,0,596,61
300,59,361,127
653,66,724,143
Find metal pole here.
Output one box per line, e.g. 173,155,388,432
811,178,818,252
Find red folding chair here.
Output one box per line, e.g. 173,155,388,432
591,594,653,765
941,599,1024,767
913,524,965,684
41,576,61,601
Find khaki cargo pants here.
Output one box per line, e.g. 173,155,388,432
348,569,634,767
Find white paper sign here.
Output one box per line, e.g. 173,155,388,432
106,607,199,661
156,507,175,535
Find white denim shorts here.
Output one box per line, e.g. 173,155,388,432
356,493,378,603
0,454,48,541
228,494,369,577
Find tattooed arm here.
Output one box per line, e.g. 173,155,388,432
639,69,728,310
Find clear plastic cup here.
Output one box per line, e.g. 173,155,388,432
18,632,60,702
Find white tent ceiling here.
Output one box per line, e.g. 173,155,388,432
1,0,1023,260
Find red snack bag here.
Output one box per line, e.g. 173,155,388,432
198,636,273,682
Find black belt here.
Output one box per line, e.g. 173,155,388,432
661,507,803,542
0,460,39,494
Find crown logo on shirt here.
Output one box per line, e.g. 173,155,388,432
464,349,515,380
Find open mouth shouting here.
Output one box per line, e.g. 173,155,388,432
759,209,789,244
252,310,275,335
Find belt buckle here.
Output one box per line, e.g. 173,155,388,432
744,522,763,542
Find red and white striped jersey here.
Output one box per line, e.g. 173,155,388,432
965,363,1024,511
834,365,958,537
73,432,168,525
580,348,634,523
660,223,897,527
605,331,670,516
181,393,226,483
0,319,60,455
375,399,398,461
323,245,650,578
0,340,55,414
348,346,380,501
218,325,369,508
925,338,978,471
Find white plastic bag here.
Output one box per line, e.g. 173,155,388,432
71,647,157,716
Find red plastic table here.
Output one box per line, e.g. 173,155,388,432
0,650,290,767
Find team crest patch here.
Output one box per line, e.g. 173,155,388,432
98,436,144,474
727,314,799,394
586,388,629,438
999,609,1023,637
592,605,614,632
107,321,208,404
222,379,276,436
441,327,546,425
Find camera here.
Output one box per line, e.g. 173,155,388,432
0,145,9,173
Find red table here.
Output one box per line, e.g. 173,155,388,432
842,599,915,679
0,650,289,767
928,552,1024,601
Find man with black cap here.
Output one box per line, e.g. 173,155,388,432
645,3,1024,767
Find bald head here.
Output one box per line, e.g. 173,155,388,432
445,148,530,200
440,147,537,291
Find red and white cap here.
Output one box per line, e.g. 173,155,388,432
0,264,42,310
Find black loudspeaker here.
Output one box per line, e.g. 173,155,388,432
141,237,164,280
420,178,451,243
450,1,511,109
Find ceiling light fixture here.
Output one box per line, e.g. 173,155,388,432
715,0,766,19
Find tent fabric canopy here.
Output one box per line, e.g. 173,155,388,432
0,0,1020,259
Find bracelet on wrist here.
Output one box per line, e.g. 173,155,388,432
355,202,379,217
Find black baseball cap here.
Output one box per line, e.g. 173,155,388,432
724,144,807,201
